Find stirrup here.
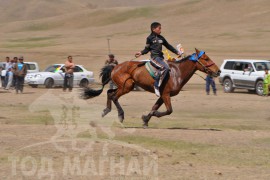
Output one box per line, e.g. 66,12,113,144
154,87,160,97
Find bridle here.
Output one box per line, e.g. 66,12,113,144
189,51,218,76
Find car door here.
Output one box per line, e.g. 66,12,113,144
73,66,84,86
52,65,65,85
241,63,256,87
230,61,244,86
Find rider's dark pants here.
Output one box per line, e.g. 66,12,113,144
150,57,170,88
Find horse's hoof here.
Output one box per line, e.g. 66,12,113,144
118,116,124,123
143,123,148,129
102,108,111,117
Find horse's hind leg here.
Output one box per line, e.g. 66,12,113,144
112,79,134,122
102,89,117,117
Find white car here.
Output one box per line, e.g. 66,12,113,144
219,59,270,95
25,64,94,88
0,62,39,76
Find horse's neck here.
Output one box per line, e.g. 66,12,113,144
177,60,197,87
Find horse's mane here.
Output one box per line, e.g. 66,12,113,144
173,55,191,64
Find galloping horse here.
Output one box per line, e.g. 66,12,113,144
83,48,221,127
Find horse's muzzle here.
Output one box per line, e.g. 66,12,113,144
217,70,221,76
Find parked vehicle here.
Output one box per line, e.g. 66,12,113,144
25,64,94,88
219,59,270,95
0,62,39,77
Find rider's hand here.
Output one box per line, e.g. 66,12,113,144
135,52,142,58
177,51,184,58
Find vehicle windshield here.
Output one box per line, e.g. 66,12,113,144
254,62,270,71
44,65,62,72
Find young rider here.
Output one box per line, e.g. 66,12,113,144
135,22,182,97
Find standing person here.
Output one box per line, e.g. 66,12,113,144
63,56,75,92
105,54,118,89
5,67,13,90
0,65,2,88
4,57,12,88
12,57,18,88
13,56,27,94
135,22,182,97
206,74,217,95
263,69,270,96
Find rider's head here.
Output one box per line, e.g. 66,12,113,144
151,22,161,35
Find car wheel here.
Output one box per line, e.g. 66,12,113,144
79,79,89,88
223,78,234,93
255,80,263,96
30,84,38,88
44,78,54,88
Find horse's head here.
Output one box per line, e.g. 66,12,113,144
193,48,221,77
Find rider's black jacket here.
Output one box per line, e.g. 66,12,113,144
141,32,179,59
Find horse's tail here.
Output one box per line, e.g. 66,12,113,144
82,65,114,99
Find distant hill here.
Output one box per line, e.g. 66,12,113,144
0,0,269,56
0,0,178,22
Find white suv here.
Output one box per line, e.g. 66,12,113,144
219,59,270,95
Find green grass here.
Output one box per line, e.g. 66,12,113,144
2,35,60,49
88,7,156,27
114,135,270,167
116,135,213,151
22,23,57,31
2,42,57,49
9,35,60,42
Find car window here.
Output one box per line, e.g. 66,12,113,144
232,62,245,71
60,67,66,72
45,65,62,72
74,66,83,72
224,61,235,70
0,63,6,69
243,63,254,72
26,63,36,70
254,62,270,71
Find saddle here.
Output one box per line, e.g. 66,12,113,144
145,60,171,87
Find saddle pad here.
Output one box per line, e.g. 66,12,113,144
145,61,157,79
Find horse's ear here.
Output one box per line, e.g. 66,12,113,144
195,48,200,54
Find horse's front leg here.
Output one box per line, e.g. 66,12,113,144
142,95,172,128
142,98,164,128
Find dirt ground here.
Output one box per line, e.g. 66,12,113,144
0,83,270,180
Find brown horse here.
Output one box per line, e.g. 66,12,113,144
83,48,221,128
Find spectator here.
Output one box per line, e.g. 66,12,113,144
4,57,12,88
0,66,2,88
206,74,217,95
105,54,118,89
244,63,253,72
5,67,13,90
12,57,18,88
13,56,27,94
63,56,75,92
263,69,270,96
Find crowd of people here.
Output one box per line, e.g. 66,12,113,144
0,56,27,94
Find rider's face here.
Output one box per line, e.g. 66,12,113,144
152,25,161,35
